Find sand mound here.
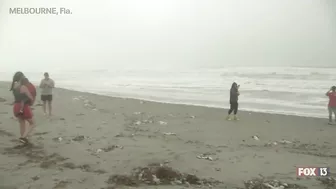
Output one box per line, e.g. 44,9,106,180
107,163,222,187
317,177,336,188
244,178,307,189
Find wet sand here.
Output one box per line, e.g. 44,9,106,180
0,81,335,189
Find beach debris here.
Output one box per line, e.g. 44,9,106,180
265,139,293,147
131,119,154,126
144,119,153,124
96,145,124,153
52,137,63,142
133,112,142,115
252,135,260,141
159,121,167,125
0,97,7,102
279,139,292,144
115,133,125,137
265,142,278,147
106,163,222,187
76,113,85,116
53,180,71,189
72,97,80,100
140,101,144,104
163,132,176,136
96,149,103,153
196,154,214,161
317,177,335,188
187,115,196,119
244,178,307,189
31,175,40,181
72,135,85,142
82,99,97,109
103,145,124,152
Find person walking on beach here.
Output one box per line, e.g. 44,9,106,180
10,72,36,106
226,82,240,121
10,72,36,144
39,72,55,116
326,86,336,125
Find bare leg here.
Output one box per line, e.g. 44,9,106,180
48,101,52,116
333,107,336,122
22,124,32,138
19,118,25,137
42,101,47,115
26,118,35,137
328,106,332,123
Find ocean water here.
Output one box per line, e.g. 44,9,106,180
1,66,335,118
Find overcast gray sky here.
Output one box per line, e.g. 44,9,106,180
0,0,335,72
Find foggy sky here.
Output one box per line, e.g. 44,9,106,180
0,0,335,72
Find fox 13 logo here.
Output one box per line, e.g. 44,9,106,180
296,167,329,177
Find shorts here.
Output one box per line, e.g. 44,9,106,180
41,95,52,102
13,103,33,119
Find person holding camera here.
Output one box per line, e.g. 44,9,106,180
226,82,240,121
39,72,55,116
326,86,336,125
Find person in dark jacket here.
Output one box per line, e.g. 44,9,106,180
226,82,240,120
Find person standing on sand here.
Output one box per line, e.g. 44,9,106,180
10,72,36,106
226,82,240,121
39,72,55,116
10,72,36,144
326,86,336,125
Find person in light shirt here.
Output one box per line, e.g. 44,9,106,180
326,86,336,125
39,72,55,116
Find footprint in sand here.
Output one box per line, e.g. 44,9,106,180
53,180,71,189
0,129,14,137
34,132,49,136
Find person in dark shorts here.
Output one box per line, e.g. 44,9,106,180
326,86,336,125
39,72,55,116
226,82,240,121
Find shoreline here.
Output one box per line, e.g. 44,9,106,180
60,86,328,120
1,79,326,119
0,81,335,188
0,73,328,119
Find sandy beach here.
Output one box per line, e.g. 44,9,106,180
0,81,335,189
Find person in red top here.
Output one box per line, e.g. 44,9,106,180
10,71,36,144
326,86,336,125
